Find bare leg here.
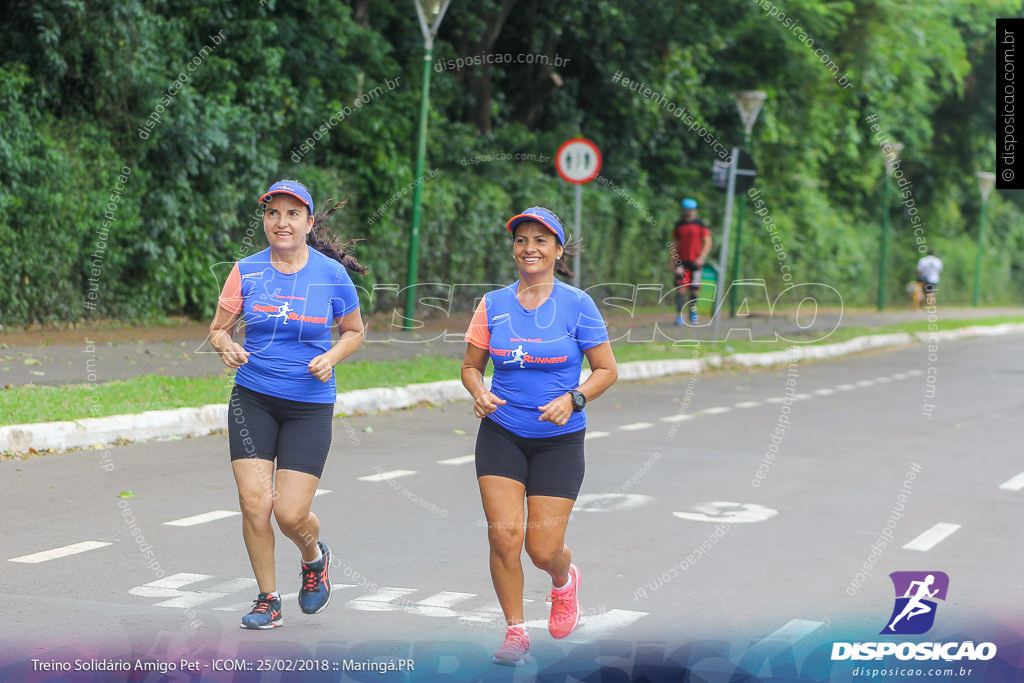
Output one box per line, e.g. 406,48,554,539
479,475,527,626
273,469,322,562
232,458,278,593
523,495,576,587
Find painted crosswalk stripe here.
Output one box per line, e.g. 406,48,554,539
524,609,648,643
736,618,826,677
347,587,419,611
404,591,477,617
811,389,834,396
9,541,112,564
437,455,475,466
903,522,962,552
702,406,732,415
314,488,332,497
584,431,610,440
734,401,762,408
998,472,1024,491
358,469,417,482
618,422,653,431
164,510,240,527
660,414,694,422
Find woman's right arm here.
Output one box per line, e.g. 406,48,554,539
461,343,504,418
209,306,249,369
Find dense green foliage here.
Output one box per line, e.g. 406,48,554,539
1,0,1020,324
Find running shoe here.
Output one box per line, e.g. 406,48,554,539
492,627,531,666
689,309,698,324
547,563,581,639
240,592,282,630
298,541,331,614
675,315,684,326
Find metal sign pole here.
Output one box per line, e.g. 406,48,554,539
711,147,740,342
573,183,582,289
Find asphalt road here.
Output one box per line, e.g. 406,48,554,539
1,333,1021,681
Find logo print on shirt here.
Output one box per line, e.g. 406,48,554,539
503,344,527,368
251,300,292,324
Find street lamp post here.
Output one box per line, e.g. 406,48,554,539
728,90,767,318
973,172,996,307
402,0,451,331
877,142,903,311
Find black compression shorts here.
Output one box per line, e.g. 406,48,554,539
475,417,585,500
228,384,334,478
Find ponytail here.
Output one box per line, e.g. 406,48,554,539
555,238,580,280
306,199,368,275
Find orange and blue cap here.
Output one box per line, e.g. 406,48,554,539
505,206,564,245
259,180,314,215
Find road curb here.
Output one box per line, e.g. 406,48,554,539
3,323,1023,455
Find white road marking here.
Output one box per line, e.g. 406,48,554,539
358,469,417,482
763,397,786,404
660,414,694,422
9,541,112,564
999,472,1024,491
907,370,924,376
734,401,763,408
736,618,826,677
674,501,778,524
347,587,419,611
584,431,610,440
129,573,260,609
835,384,857,391
314,488,332,497
856,380,876,387
701,406,732,415
163,510,240,527
618,422,653,431
876,377,893,383
903,522,962,552
437,455,475,466
792,393,812,400
892,373,909,379
404,591,477,618
811,389,835,396
574,493,655,512
524,609,648,643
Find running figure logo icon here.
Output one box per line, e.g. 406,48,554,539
266,301,292,324
881,571,949,635
502,344,527,368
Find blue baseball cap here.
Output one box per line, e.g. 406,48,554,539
259,180,314,215
506,207,565,245
681,198,698,210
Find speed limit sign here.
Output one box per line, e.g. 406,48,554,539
556,138,602,184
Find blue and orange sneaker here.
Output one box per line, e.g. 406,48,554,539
547,563,581,638
240,592,282,630
492,626,530,666
298,541,331,614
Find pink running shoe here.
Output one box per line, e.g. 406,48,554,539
547,563,581,638
492,626,531,666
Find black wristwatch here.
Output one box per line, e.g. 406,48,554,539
568,389,587,412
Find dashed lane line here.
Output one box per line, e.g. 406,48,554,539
734,401,763,408
618,422,653,431
701,406,732,415
437,455,475,466
998,472,1024,491
903,522,962,552
164,510,240,527
358,469,417,482
584,431,610,440
9,541,113,564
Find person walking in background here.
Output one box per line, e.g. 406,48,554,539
209,180,366,630
672,198,712,324
917,248,943,307
462,207,617,666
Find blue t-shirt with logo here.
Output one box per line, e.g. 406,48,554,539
219,246,360,403
465,280,609,437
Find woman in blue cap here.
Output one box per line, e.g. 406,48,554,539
209,180,366,629
462,207,618,665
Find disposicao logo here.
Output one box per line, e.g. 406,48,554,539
831,571,997,663
882,571,948,635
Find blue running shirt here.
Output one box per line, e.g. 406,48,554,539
465,280,609,437
219,247,360,403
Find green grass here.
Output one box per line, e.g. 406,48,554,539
2,316,1022,425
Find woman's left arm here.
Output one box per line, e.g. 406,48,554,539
308,308,365,382
578,341,617,402
537,341,617,424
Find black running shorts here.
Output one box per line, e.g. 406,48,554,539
475,417,586,500
228,384,334,478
